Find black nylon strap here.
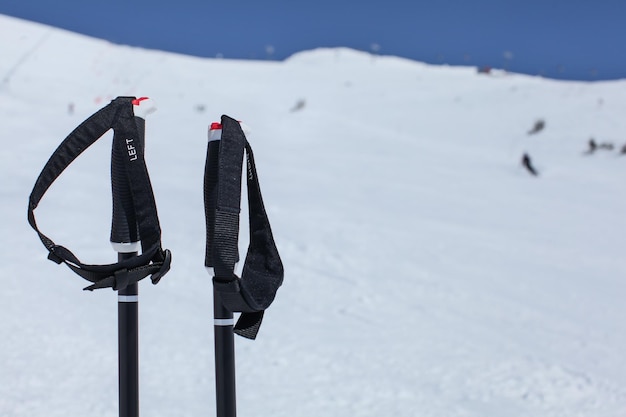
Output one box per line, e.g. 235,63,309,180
213,117,245,278
111,106,162,253
204,140,221,270
28,101,116,252
27,96,170,290
110,115,142,245
205,115,284,339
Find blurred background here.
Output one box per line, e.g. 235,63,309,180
1,2,625,417
1,0,625,80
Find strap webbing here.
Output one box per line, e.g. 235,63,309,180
205,115,284,339
27,96,170,291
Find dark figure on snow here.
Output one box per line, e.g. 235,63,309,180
598,142,614,150
586,138,615,154
620,143,626,155
290,99,306,112
527,119,545,135
521,153,538,176
585,138,598,154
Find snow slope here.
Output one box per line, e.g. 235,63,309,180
1,14,626,417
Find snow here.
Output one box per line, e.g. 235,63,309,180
2,13,626,417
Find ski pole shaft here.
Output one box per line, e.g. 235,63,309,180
117,254,139,417
112,123,140,417
205,124,237,417
111,97,155,417
214,291,237,417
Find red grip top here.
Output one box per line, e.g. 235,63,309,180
132,97,149,106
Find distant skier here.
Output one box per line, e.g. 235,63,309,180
586,138,615,154
521,153,538,176
620,143,626,155
290,99,306,112
585,138,597,154
527,119,545,135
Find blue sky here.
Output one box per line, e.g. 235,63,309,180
1,0,625,81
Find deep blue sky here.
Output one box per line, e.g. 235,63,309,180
1,0,625,81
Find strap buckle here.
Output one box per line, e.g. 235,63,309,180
47,247,64,264
150,249,171,285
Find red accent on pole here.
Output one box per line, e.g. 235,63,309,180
210,122,222,130
131,97,149,106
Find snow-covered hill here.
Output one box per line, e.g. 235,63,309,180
1,14,625,417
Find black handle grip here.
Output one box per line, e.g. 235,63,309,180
204,140,220,268
110,116,144,245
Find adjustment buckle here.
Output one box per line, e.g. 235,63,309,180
47,249,63,264
150,249,171,285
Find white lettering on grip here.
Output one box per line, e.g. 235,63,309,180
126,138,138,161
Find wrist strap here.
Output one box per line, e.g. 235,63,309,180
27,96,171,291
204,115,284,339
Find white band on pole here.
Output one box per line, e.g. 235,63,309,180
118,295,138,303
111,241,140,253
214,318,235,326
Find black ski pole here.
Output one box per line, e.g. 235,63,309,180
204,116,284,416
205,122,237,417
111,97,156,417
28,95,171,417
213,290,237,417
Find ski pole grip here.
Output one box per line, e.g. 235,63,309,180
204,124,221,275
110,98,156,252
110,116,142,251
204,121,251,275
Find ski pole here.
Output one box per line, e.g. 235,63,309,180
205,122,237,417
213,289,237,417
111,97,156,417
28,95,171,416
204,117,283,416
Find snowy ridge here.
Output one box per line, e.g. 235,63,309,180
1,13,626,417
